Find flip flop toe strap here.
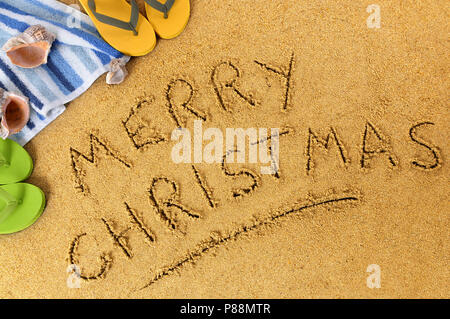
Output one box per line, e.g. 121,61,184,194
88,0,140,35
145,0,175,19
0,188,19,224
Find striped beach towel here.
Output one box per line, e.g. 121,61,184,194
0,0,129,146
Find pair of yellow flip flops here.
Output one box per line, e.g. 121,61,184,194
80,0,190,56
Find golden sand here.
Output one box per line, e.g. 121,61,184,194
0,0,448,298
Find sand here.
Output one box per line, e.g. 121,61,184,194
0,0,448,298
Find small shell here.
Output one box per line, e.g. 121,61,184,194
106,58,129,85
2,25,56,69
0,88,30,139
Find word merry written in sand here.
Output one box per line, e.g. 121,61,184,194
67,53,443,288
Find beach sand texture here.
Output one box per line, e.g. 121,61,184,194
0,0,448,298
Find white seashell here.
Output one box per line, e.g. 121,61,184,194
2,25,56,68
0,88,30,139
106,57,129,85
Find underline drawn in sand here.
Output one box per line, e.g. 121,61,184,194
140,195,359,289
67,49,442,287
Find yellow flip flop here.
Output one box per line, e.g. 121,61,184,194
79,0,157,56
144,0,190,39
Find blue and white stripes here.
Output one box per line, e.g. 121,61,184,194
0,0,129,145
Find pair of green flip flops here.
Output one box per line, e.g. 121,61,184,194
0,138,45,234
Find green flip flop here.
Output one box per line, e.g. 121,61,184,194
0,138,33,185
0,183,45,234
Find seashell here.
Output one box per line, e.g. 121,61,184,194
2,25,56,69
0,88,30,140
106,57,129,85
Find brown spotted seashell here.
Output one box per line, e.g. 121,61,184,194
0,88,30,139
2,25,56,69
